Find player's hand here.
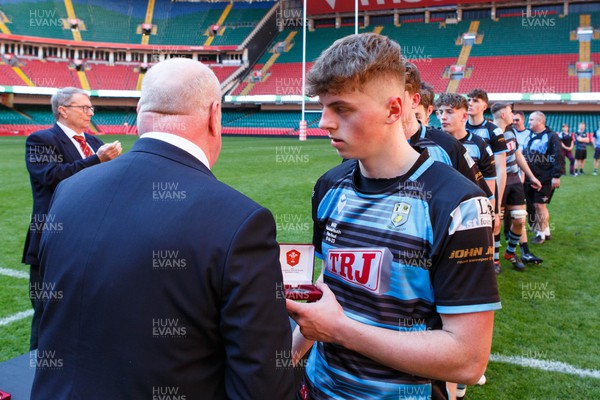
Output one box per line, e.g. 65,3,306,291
530,177,542,191
551,177,560,189
97,141,122,162
494,210,500,230
286,281,346,343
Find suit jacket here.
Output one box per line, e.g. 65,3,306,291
31,138,294,399
23,123,104,265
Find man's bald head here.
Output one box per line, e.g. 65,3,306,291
138,58,221,116
136,58,223,167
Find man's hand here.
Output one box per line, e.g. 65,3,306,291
286,281,346,344
97,141,122,162
494,210,500,230
551,177,560,189
530,176,542,190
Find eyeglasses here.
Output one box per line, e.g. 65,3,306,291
63,105,95,113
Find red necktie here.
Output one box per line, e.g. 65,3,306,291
73,135,93,158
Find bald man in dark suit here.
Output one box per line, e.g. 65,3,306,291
31,59,293,399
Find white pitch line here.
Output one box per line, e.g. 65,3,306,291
0,267,29,280
490,353,600,379
0,309,34,327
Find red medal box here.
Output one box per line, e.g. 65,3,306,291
279,244,322,302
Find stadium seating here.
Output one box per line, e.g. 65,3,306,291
259,26,359,65
0,104,34,125
592,52,600,92
0,104,47,136
72,0,146,44
210,2,274,46
1,3,599,138
235,63,312,96
92,109,137,134
471,14,580,56
545,113,600,133
150,2,225,46
209,65,239,84
0,59,237,89
22,105,55,125
19,59,81,88
380,20,466,59
411,58,456,94
86,63,139,90
0,104,598,139
0,63,27,85
0,1,71,40
458,54,579,93
0,0,272,46
237,15,585,97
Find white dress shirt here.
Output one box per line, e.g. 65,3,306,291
57,121,96,159
140,131,211,170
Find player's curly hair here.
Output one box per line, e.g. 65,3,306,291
467,88,489,104
435,93,468,111
419,81,435,109
306,33,405,97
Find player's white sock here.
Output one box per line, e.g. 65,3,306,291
543,227,550,236
536,231,545,239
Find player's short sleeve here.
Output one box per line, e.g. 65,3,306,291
432,196,501,314
479,143,497,180
490,126,508,154
312,178,327,258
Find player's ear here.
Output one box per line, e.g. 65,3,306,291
461,109,469,123
386,96,402,124
411,92,421,110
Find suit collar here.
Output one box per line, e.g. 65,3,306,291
53,123,85,160
140,132,211,170
130,138,215,177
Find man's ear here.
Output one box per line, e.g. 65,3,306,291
387,96,403,124
461,109,469,124
411,92,421,110
208,100,222,138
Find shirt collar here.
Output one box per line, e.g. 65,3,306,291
57,121,84,138
139,132,211,170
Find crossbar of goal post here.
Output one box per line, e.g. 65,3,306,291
299,0,359,141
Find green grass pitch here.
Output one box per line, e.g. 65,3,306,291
1,135,599,398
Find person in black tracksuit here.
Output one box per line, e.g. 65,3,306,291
522,111,565,244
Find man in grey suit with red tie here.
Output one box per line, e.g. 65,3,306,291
31,59,294,399
23,87,122,350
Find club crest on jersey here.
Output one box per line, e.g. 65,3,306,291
391,202,411,228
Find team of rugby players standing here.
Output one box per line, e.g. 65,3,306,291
415,81,566,274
